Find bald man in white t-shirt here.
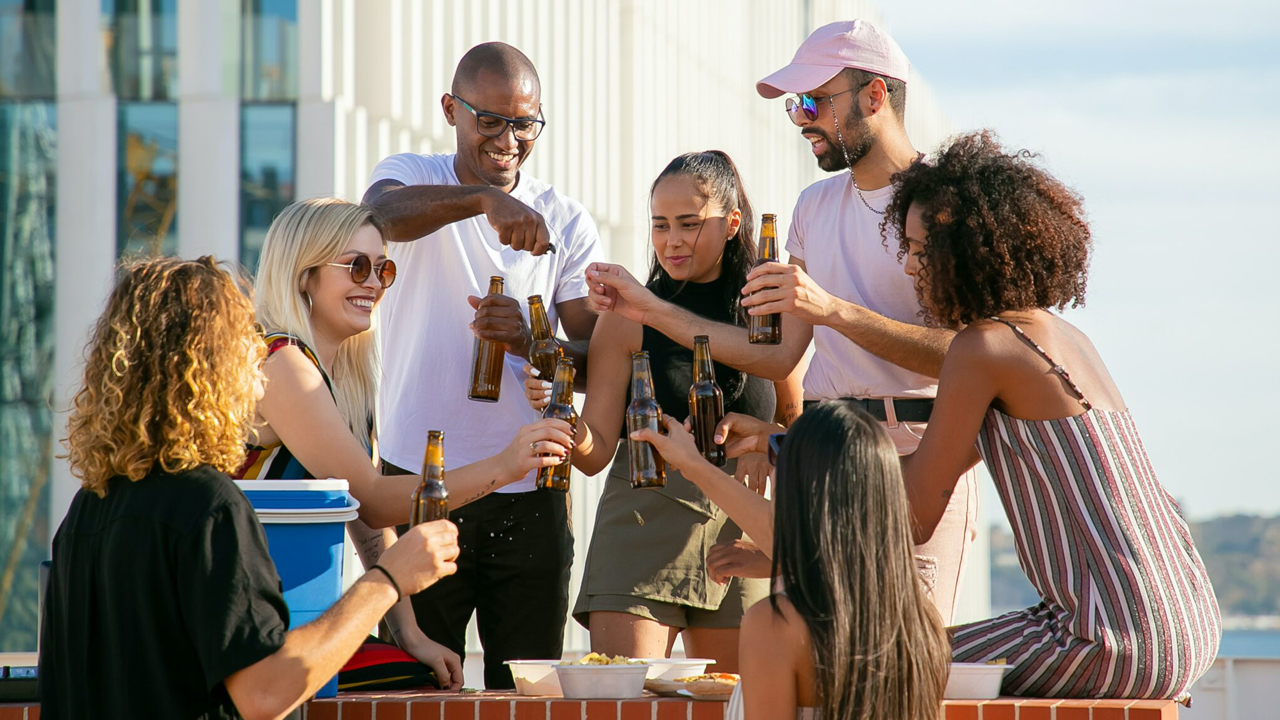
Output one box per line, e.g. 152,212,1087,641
585,21,976,623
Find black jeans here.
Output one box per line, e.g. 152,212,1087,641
386,460,574,689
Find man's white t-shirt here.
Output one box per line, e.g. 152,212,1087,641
786,173,938,401
369,153,604,493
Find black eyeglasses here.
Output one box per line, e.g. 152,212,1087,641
785,79,884,125
325,254,398,289
449,94,546,141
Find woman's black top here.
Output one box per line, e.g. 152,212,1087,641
640,273,775,424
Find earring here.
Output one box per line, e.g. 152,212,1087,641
303,291,313,313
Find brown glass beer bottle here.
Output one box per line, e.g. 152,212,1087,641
536,358,577,492
688,335,727,466
410,430,449,525
747,214,782,345
527,295,563,382
626,351,666,489
468,276,506,402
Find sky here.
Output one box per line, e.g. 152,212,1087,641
875,0,1280,521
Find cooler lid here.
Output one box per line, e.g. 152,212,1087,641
234,479,350,492
254,496,361,524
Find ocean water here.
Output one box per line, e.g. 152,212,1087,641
1220,630,1280,658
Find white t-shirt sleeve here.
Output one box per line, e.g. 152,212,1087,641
785,195,806,262
369,153,444,188
554,208,604,303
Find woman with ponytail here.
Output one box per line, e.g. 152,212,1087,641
519,152,803,670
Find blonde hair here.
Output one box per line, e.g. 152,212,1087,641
63,257,265,496
254,198,383,450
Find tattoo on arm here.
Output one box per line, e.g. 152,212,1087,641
457,479,498,508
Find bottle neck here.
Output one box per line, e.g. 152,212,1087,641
551,363,575,405
693,342,714,383
631,358,655,399
530,301,553,342
486,278,504,295
423,434,445,482
759,224,778,261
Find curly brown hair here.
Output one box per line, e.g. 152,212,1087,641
63,256,265,497
882,130,1092,327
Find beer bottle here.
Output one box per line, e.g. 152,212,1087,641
747,214,782,344
468,276,506,402
527,295,563,382
410,430,449,525
536,358,577,492
688,335,726,466
626,351,666,489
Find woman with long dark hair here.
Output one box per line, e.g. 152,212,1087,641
635,401,949,719
520,151,803,670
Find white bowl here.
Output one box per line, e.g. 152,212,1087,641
634,658,713,681
555,664,650,699
944,662,1014,700
505,660,563,696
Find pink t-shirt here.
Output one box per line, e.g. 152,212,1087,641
786,173,937,400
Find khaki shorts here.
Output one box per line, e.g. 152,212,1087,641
577,576,765,629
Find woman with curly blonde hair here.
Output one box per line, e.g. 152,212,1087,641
43,256,464,719
63,256,264,492
242,197,574,687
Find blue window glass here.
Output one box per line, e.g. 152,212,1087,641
0,0,57,99
241,0,298,102
0,101,56,652
103,0,179,101
118,102,178,257
240,104,295,271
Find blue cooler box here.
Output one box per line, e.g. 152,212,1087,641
235,479,360,698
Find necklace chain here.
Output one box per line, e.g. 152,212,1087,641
829,96,885,216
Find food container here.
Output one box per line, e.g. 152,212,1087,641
943,662,1013,700
555,664,650,699
636,658,713,681
505,660,563,696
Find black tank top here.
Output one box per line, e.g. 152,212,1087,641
639,273,775,424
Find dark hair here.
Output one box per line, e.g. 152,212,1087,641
772,401,949,720
883,130,1091,327
451,41,540,96
645,150,758,325
843,68,906,121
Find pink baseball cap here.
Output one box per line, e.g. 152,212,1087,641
756,20,910,99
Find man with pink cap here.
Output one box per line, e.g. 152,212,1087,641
586,20,977,626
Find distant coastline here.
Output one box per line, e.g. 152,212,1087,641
1221,615,1280,631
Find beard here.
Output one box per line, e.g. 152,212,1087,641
812,104,875,172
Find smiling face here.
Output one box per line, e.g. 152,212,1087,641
304,222,387,345
650,174,739,283
444,70,540,191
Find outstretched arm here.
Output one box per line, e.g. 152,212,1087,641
740,261,955,378
258,347,573,528
899,328,995,543
225,522,459,720
586,261,811,381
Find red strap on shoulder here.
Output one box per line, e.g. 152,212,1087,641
266,336,296,356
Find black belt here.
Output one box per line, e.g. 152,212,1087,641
802,397,934,423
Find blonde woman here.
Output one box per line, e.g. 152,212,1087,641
42,256,461,719
240,198,574,688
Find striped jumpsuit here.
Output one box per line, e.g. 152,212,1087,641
950,320,1221,699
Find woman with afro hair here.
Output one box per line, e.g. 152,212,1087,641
890,131,1220,700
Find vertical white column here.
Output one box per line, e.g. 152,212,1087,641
176,1,240,262
52,0,117,528
296,0,338,200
